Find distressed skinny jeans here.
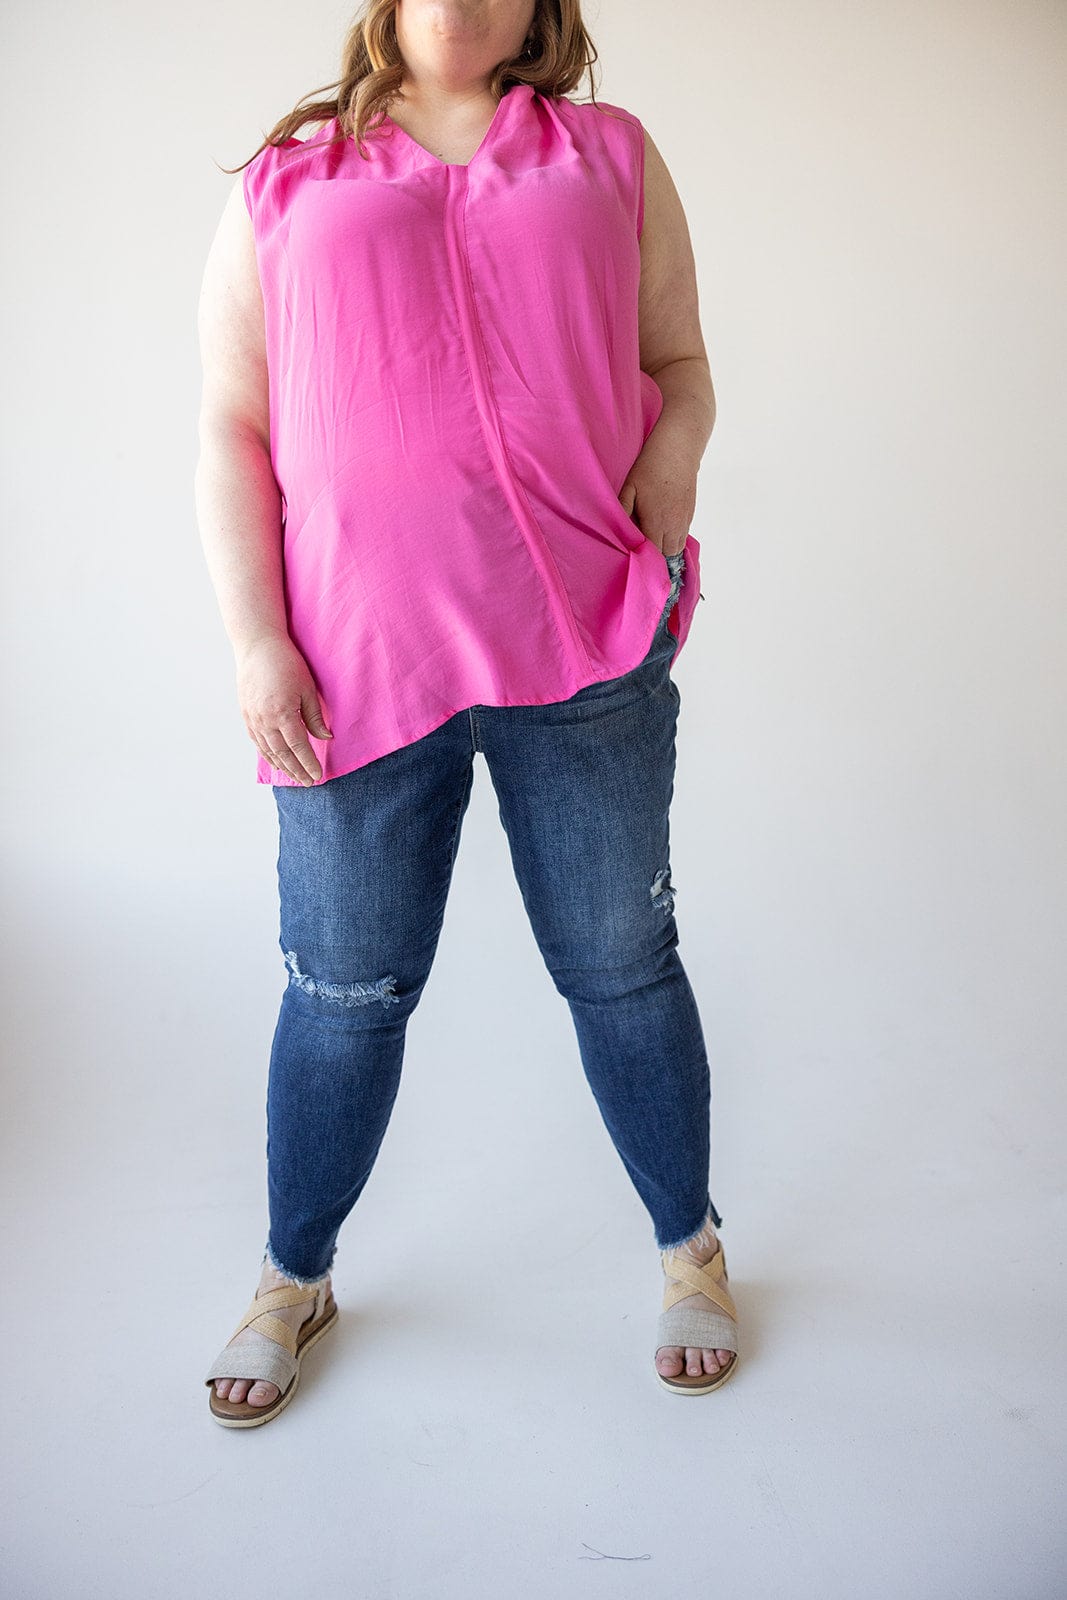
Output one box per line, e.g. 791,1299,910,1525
261,552,723,1285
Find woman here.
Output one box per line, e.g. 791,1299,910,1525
196,0,739,1426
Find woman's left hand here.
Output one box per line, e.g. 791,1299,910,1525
618,429,698,558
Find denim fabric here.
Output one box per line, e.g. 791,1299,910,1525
262,550,722,1283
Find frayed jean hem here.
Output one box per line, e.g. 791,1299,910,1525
262,1236,337,1287
655,1195,724,1252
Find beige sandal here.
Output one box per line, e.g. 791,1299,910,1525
655,1239,739,1394
203,1276,339,1428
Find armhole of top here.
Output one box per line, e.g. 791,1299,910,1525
240,136,304,232
242,143,271,231
241,157,255,225
588,100,648,245
632,116,648,243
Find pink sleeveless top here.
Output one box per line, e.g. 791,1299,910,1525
242,83,703,786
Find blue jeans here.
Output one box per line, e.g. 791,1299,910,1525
262,551,723,1284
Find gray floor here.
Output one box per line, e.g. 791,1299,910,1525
3,775,1063,1600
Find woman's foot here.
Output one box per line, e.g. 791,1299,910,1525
655,1217,734,1380
212,1260,331,1409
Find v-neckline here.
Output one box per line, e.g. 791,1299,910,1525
381,83,526,169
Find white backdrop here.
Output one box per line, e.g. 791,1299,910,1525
2,2,1064,1596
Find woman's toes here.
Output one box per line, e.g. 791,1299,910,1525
656,1346,684,1376
656,1346,736,1379
212,1375,278,1405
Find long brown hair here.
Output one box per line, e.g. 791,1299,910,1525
220,0,606,174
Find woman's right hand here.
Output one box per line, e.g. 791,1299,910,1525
235,634,333,786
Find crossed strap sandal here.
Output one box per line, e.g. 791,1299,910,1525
203,1276,339,1428
655,1239,739,1394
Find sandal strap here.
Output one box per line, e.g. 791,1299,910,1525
231,1311,298,1356
661,1247,738,1323
225,1283,326,1352
203,1281,330,1389
203,1340,298,1392
656,1304,739,1356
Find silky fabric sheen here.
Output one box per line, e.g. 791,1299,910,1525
242,83,703,786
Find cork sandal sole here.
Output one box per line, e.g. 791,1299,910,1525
204,1281,339,1429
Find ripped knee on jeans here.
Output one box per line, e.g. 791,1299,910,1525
651,865,676,915
283,949,400,1007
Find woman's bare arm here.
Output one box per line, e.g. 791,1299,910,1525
194,181,330,785
638,128,716,451
621,127,716,555
194,181,288,656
